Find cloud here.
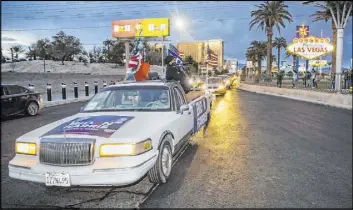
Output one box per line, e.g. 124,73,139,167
2,37,17,41
1,31,38,46
1,32,39,58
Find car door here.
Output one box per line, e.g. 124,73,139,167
17,86,32,110
173,86,193,148
6,85,27,114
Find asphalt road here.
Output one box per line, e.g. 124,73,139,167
1,89,352,208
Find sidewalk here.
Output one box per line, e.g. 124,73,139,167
239,83,352,110
43,95,93,108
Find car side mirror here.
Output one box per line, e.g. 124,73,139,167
180,104,189,114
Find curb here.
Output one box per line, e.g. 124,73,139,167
43,97,93,108
238,87,352,110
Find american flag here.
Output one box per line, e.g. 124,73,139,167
168,44,183,65
206,45,218,67
128,51,142,69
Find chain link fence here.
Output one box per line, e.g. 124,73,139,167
240,71,353,94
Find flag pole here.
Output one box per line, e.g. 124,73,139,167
161,36,164,76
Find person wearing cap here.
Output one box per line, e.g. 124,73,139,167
165,55,191,93
165,55,181,81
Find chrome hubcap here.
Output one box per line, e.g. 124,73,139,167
28,103,38,115
161,146,172,177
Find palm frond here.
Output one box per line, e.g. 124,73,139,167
249,1,293,34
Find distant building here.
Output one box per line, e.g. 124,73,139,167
224,59,238,73
147,43,163,51
176,39,224,69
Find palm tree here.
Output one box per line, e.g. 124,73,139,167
246,40,267,82
245,48,256,77
249,1,293,81
103,39,114,53
286,51,297,73
273,37,287,72
11,45,25,60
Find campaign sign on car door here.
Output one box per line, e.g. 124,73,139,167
192,98,208,134
42,115,134,138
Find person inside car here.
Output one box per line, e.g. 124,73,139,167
158,91,169,107
147,91,169,108
131,92,141,107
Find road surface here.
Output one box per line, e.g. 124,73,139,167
1,89,352,208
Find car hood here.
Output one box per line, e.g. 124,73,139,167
17,111,177,143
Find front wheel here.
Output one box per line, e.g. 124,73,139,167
148,139,173,184
26,101,39,116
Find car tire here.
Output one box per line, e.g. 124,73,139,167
148,137,173,184
26,101,39,116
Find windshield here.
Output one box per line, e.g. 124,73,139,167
207,78,222,84
82,86,171,112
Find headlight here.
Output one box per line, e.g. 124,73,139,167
188,79,193,85
16,142,36,155
100,139,152,157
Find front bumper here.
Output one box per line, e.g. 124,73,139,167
9,152,158,187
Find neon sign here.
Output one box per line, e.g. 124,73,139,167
287,25,334,60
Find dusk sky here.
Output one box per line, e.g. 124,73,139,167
2,1,352,67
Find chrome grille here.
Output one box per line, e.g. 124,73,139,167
39,138,95,166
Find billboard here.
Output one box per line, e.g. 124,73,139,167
112,18,170,38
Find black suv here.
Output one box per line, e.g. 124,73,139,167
1,84,43,118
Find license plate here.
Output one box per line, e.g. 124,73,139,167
45,172,70,187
